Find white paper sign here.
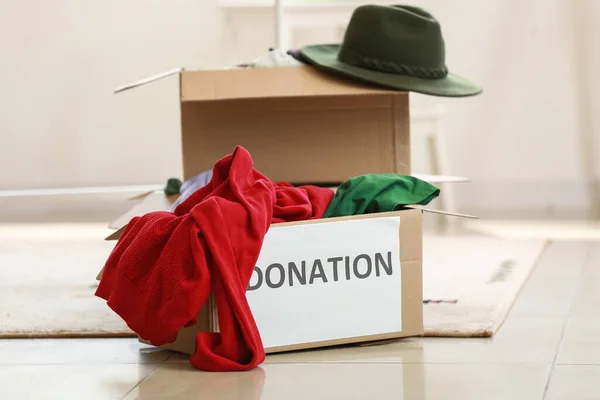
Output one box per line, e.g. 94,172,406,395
246,216,402,348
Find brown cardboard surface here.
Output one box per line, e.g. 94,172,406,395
144,209,423,355
179,92,410,183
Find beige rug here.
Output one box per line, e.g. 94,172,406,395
422,235,548,337
0,224,134,338
0,224,546,339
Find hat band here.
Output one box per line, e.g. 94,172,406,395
344,50,448,79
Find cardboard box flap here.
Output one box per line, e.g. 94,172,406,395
406,205,479,219
180,66,399,101
107,190,178,230
411,174,470,184
114,67,183,94
105,226,126,241
127,190,157,201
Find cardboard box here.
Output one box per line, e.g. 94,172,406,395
97,195,475,353
115,65,411,185
101,209,423,353
158,210,423,354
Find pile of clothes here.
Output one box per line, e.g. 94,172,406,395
95,146,440,372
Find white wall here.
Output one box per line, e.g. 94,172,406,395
0,0,222,189
405,0,599,216
1,0,599,217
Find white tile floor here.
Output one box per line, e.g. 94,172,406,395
0,241,598,399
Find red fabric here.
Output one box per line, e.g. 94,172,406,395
95,146,334,372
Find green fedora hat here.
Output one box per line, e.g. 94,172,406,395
299,4,482,97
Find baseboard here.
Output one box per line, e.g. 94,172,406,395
449,179,596,220
459,207,591,220
0,180,596,223
0,186,161,223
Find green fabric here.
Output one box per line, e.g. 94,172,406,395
323,174,440,218
299,5,482,97
164,178,182,195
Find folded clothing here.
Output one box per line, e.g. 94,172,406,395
323,173,440,218
95,146,334,372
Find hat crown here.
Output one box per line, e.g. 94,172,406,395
338,5,448,79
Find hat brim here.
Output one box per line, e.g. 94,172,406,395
299,44,482,98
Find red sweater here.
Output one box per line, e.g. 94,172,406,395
95,146,333,371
